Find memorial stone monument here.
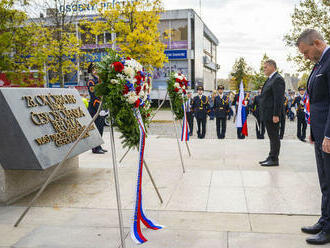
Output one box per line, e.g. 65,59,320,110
0,88,103,204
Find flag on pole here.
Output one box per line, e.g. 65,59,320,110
235,81,248,136
303,92,310,125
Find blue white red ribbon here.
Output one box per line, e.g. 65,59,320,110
181,101,190,141
131,109,163,244
303,92,310,124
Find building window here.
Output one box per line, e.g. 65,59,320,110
204,37,211,54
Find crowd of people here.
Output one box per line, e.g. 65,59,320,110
185,84,309,142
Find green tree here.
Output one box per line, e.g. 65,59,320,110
87,0,168,71
230,57,252,90
284,0,330,72
297,72,309,88
0,0,45,86
251,53,269,90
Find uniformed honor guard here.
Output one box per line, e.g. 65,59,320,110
214,85,229,139
251,87,265,139
293,87,307,142
192,85,209,139
87,63,107,154
279,94,288,139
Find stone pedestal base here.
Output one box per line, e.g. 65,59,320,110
0,156,79,205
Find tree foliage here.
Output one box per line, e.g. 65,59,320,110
87,0,168,71
284,0,330,72
250,54,269,90
0,0,44,86
230,57,252,90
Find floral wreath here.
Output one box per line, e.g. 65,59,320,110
94,50,152,148
167,72,189,119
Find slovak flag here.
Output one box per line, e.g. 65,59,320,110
235,81,248,136
303,92,310,125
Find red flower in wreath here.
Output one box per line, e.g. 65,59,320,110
112,62,124,72
135,85,142,95
174,88,179,92
134,99,141,108
175,78,181,83
126,57,131,60
123,85,129,95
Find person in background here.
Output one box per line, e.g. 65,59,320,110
259,59,285,166
208,90,216,120
251,87,265,139
293,86,307,142
87,62,107,154
214,85,229,139
191,85,209,139
279,93,288,139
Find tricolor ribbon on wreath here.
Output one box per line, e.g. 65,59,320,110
181,100,190,142
131,109,163,244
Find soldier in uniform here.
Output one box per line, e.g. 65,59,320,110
191,85,209,139
214,85,229,139
293,87,307,142
279,93,288,139
87,63,107,154
251,87,265,139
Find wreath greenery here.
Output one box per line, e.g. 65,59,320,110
167,72,189,119
94,50,152,149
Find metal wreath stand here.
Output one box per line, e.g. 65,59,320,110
119,90,191,174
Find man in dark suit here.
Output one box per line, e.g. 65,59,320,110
296,29,330,245
259,59,285,166
251,87,265,139
186,91,194,136
214,85,229,139
293,87,307,142
191,85,209,139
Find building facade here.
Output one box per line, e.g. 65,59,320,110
33,8,220,98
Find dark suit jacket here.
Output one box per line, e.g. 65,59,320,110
214,95,229,118
192,95,209,119
259,72,286,122
307,48,330,144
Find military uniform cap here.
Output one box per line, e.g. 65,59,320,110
298,86,305,91
217,85,224,90
197,85,204,90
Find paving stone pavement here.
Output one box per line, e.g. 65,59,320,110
0,118,327,247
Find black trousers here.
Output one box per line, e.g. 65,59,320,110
314,142,330,231
237,128,245,139
265,120,280,160
216,117,226,138
297,113,307,140
196,117,207,139
279,117,286,139
187,112,194,135
256,119,265,139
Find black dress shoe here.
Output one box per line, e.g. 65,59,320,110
300,138,306,142
92,149,105,154
260,159,279,166
101,148,108,152
259,158,269,164
306,230,330,245
302,223,323,234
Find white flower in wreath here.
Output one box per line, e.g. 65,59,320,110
179,88,183,93
139,90,145,98
182,85,186,89
174,82,180,88
117,74,125,80
174,73,179,78
127,91,138,104
123,66,135,79
110,79,119,84
177,75,184,81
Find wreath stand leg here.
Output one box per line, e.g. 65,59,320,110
108,110,126,248
143,159,163,204
178,119,192,157
14,101,104,228
169,97,186,174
